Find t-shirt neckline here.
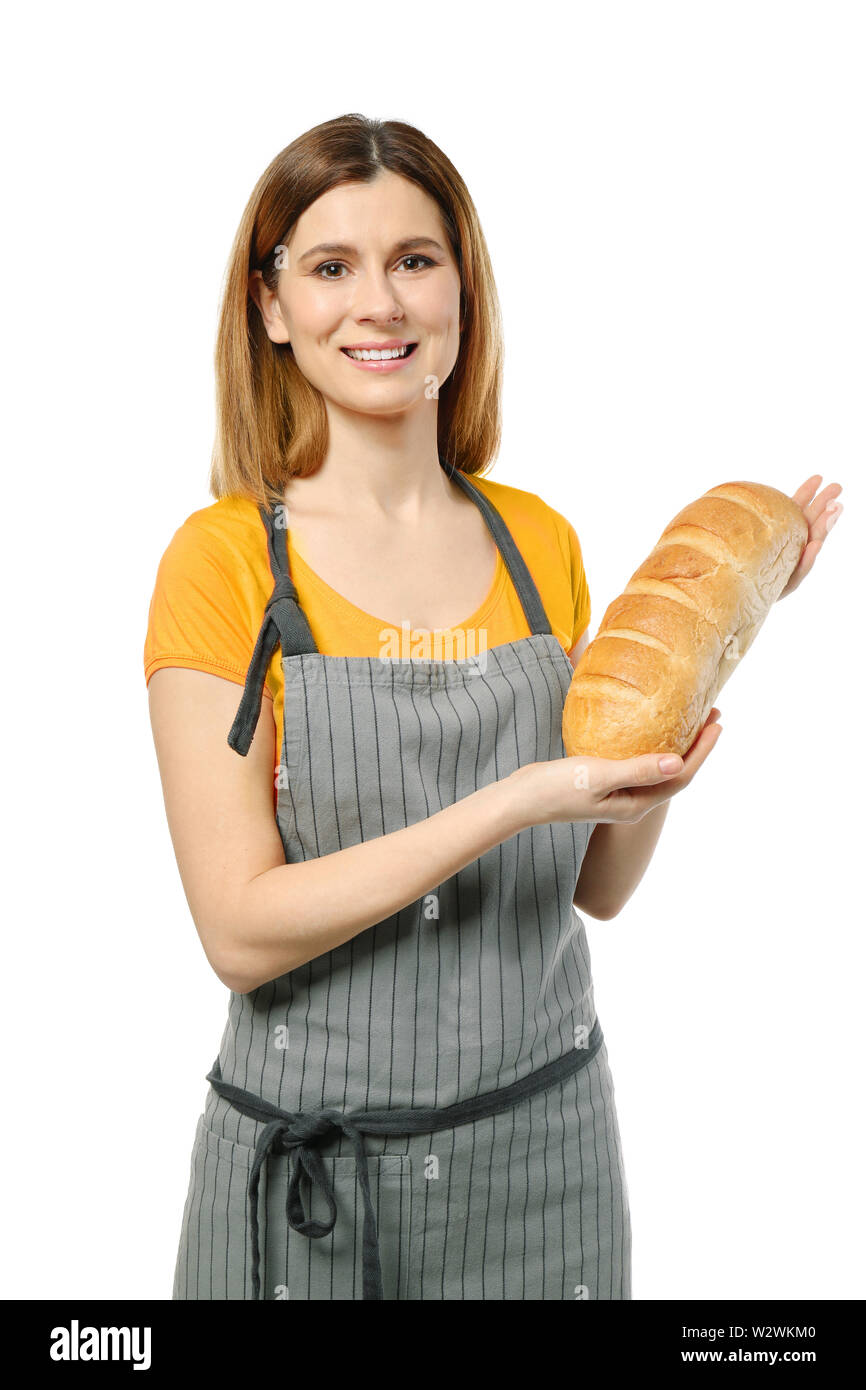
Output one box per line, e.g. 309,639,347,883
287,539,507,637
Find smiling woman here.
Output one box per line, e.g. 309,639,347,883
144,113,682,1305
210,127,496,504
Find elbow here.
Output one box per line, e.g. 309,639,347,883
573,892,623,922
216,965,260,995
208,945,259,994
197,917,265,995
201,920,304,994
194,876,308,991
585,903,622,922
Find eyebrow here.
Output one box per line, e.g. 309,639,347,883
295,236,446,265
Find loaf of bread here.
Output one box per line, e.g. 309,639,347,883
561,482,807,760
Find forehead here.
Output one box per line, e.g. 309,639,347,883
289,172,446,252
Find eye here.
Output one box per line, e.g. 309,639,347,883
315,261,347,280
313,254,436,280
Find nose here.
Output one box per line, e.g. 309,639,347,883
348,268,404,323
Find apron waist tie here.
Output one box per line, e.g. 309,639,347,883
205,1017,604,1301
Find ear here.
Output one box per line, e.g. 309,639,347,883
248,269,291,345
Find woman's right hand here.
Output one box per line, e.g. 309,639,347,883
509,708,723,826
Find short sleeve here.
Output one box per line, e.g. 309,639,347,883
143,520,256,690
565,521,591,648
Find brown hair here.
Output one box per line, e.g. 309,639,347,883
208,114,504,511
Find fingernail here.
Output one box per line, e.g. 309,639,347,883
659,755,682,773
826,503,843,531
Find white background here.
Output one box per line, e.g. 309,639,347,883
2,0,862,1301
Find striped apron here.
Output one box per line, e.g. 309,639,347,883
172,462,632,1301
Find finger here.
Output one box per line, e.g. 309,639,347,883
791,474,823,510
819,498,843,535
792,537,821,584
803,482,843,528
592,787,650,821
628,728,722,810
656,708,720,770
684,708,721,747
596,741,714,817
677,719,724,776
594,724,723,818
597,751,687,793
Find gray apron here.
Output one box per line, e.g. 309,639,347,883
172,460,632,1300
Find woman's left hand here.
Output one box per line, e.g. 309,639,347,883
778,474,843,599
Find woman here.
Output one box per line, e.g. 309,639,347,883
145,115,841,1301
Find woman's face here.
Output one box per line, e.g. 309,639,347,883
251,170,462,416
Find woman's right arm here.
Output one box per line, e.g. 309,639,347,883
148,668,693,994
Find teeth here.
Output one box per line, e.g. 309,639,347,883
345,345,412,361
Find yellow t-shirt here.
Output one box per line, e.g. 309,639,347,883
143,475,590,802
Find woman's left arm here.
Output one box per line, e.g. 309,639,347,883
571,707,721,919
573,800,672,921
569,473,843,918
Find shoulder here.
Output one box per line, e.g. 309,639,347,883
144,495,274,687
155,494,266,568
466,472,585,561
149,494,273,611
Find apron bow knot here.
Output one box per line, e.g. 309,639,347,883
247,1112,386,1301
280,1108,342,1148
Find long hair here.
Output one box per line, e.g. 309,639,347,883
209,114,504,511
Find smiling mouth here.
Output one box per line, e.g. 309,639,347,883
340,343,418,361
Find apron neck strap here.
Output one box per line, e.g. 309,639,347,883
226,499,318,756
442,460,553,638
227,459,555,756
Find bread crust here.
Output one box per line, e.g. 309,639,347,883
561,482,808,758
